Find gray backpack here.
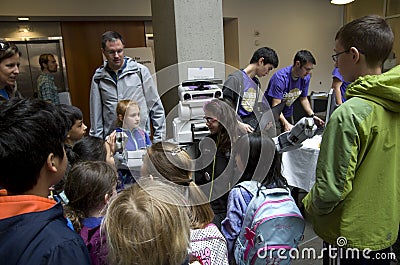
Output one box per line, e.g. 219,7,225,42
234,181,305,265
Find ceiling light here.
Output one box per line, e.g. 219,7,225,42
331,0,354,4
17,17,30,21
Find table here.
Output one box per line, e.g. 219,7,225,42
281,135,322,192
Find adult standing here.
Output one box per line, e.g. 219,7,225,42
37,53,60,104
0,40,21,101
89,31,165,141
264,50,324,133
222,47,279,130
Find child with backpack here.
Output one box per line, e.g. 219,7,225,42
221,132,305,265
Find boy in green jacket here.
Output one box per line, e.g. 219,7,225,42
303,15,399,264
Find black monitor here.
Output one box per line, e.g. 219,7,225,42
325,88,337,123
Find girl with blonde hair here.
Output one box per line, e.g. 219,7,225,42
115,99,151,150
114,99,151,188
103,179,191,265
141,141,229,265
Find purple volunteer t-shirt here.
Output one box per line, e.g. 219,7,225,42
332,67,350,103
238,70,259,117
264,65,310,118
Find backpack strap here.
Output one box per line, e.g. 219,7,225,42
234,180,260,197
262,187,291,196
235,182,290,198
136,68,144,86
240,188,252,206
95,67,143,87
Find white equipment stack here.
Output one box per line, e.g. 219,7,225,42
173,79,223,144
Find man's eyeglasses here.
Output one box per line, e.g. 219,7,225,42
332,50,350,62
203,116,217,123
105,49,123,56
0,41,10,52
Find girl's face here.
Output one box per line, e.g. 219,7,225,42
204,110,220,135
0,53,20,87
68,119,87,143
105,142,115,166
123,104,141,130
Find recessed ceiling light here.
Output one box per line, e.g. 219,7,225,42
17,17,30,21
331,0,354,4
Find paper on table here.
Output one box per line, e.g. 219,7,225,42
301,134,322,149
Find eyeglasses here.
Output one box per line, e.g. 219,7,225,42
332,49,350,62
203,116,218,123
105,49,123,55
0,41,10,52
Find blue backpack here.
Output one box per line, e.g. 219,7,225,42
234,181,305,265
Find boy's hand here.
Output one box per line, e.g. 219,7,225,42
238,121,254,133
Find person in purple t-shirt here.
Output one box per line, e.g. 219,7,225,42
264,50,324,133
223,47,279,130
331,67,350,105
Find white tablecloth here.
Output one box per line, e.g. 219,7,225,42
281,135,322,192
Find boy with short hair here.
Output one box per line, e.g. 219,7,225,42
303,15,400,264
222,46,279,130
0,98,90,265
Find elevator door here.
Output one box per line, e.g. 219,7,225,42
14,39,67,98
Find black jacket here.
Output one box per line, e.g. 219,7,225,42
194,134,235,215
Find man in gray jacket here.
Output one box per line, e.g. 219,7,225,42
89,31,165,141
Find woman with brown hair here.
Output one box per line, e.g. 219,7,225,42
0,40,21,101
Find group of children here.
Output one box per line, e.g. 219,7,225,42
0,93,304,265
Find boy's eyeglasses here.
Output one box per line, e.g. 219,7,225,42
331,50,350,62
0,41,10,52
203,116,217,123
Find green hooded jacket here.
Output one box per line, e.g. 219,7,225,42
303,65,400,250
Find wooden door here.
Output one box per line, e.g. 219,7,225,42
61,21,146,130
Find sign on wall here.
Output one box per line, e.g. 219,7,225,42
124,47,156,76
